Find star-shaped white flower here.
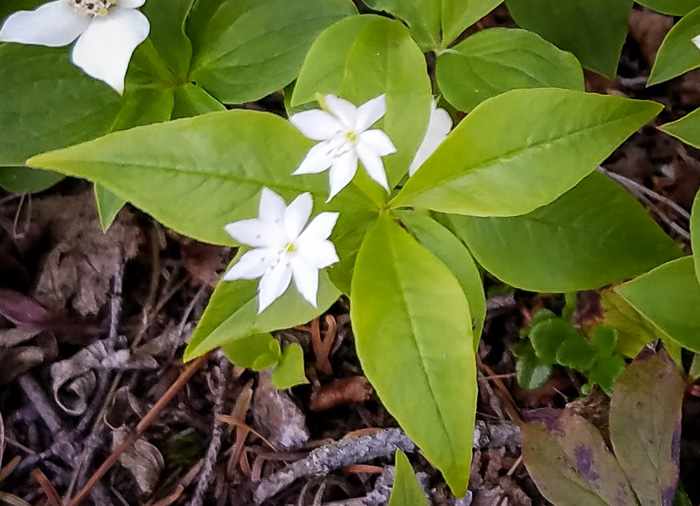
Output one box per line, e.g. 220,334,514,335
0,0,150,94
224,189,340,314
291,94,397,201
409,100,453,176
693,34,700,50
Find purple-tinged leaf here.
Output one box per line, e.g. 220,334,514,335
610,351,683,506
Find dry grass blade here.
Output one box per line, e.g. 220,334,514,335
32,469,63,506
0,492,32,506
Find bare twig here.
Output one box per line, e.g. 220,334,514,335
16,374,63,437
67,352,213,506
253,428,415,504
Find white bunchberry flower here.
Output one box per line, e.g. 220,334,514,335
224,189,340,314
409,100,453,176
290,94,397,201
693,34,700,50
0,0,150,94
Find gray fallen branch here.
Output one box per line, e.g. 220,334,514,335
254,422,520,504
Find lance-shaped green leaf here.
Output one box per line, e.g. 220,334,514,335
447,172,682,292
391,90,662,218
172,83,225,119
694,192,700,284
27,110,361,245
636,0,698,16
617,257,700,353
523,411,637,506
649,7,700,86
0,167,63,194
437,28,584,112
398,210,486,345
291,15,432,188
187,0,356,104
0,44,121,166
660,108,700,149
351,213,476,496
142,0,195,79
387,451,430,506
610,351,683,506
184,255,340,360
505,0,633,78
222,333,281,371
364,0,501,51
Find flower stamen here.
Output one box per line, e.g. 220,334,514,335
64,0,114,17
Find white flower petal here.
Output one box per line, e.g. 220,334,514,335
259,188,286,225
224,219,283,248
0,1,90,47
356,142,390,192
694,34,700,50
290,109,344,141
291,256,319,307
356,94,387,132
298,212,339,242
360,129,397,157
324,94,358,129
71,6,149,93
285,193,313,240
409,104,453,176
297,239,339,269
118,0,146,8
293,141,336,175
223,248,278,280
327,150,358,201
258,260,293,313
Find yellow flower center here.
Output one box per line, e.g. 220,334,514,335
285,243,296,254
65,0,115,17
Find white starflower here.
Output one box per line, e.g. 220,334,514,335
224,189,340,314
409,100,453,176
0,0,150,94
693,34,700,50
290,94,397,201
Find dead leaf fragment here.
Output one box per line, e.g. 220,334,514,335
253,371,309,451
113,426,164,495
309,376,373,411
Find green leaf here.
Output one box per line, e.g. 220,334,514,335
0,167,63,193
599,290,657,358
505,0,633,78
172,83,226,119
222,333,281,371
530,318,580,364
610,351,683,506
513,341,552,391
351,213,476,496
272,343,309,389
649,7,700,86
636,0,698,15
184,256,340,360
447,172,681,292
291,15,433,187
142,0,195,79
109,86,176,132
364,0,501,50
398,210,486,345
523,411,637,506
592,327,618,357
556,336,596,371
588,355,626,395
27,110,359,245
694,192,700,285
437,28,584,112
0,44,121,166
660,108,700,149
617,257,700,353
387,451,430,506
187,0,356,104
440,0,503,48
391,89,662,217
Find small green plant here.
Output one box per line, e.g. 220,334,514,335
513,309,626,395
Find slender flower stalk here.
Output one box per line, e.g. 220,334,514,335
290,94,397,201
224,189,340,314
0,0,150,93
